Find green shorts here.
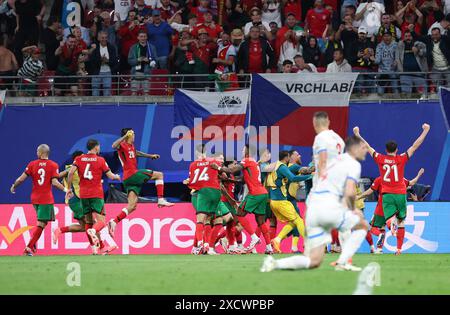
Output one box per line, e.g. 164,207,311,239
264,202,273,219
382,193,407,221
81,198,105,215
68,196,84,220
33,204,55,222
240,193,268,216
216,201,232,217
123,169,154,195
223,200,236,215
191,192,198,211
371,214,386,228
196,188,221,214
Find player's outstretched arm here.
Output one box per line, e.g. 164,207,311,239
357,188,374,200
280,164,311,182
136,151,160,159
408,168,425,187
106,171,121,181
353,126,376,157
10,172,28,194
407,124,430,158
260,162,277,173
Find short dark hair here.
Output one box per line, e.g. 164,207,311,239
385,140,398,153
313,111,329,120
282,59,293,66
279,150,290,161
344,135,363,151
138,29,148,36
87,139,99,151
293,54,303,59
72,150,83,160
67,34,76,40
334,48,344,55
288,149,297,156
121,128,133,136
431,27,441,34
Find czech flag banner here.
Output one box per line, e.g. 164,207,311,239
250,73,358,146
174,88,249,140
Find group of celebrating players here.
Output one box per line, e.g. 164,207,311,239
10,111,430,270
10,128,174,256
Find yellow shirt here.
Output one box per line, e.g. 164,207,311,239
356,186,365,210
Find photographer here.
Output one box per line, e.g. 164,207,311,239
243,7,272,41
128,30,158,95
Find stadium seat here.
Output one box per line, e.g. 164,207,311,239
38,70,56,97
149,69,170,96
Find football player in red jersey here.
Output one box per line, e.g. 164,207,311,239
10,144,71,256
354,124,430,255
66,139,121,252
358,168,424,254
108,128,174,238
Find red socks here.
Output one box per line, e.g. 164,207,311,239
93,221,106,233
216,227,227,242
85,224,94,245
397,227,405,251
195,223,204,246
366,231,374,246
370,226,381,236
204,224,212,244
60,226,70,233
209,224,222,246
114,211,128,223
237,216,255,235
226,222,236,244
27,226,43,249
255,226,261,237
155,180,164,198
269,226,277,240
235,229,243,244
331,229,339,245
259,223,271,245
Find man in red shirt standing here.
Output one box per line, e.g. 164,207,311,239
192,11,224,40
66,139,120,250
10,144,70,256
237,26,276,74
305,0,331,52
108,128,174,237
354,123,430,255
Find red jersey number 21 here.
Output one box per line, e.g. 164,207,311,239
383,164,399,182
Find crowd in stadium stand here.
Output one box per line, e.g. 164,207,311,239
1,0,450,97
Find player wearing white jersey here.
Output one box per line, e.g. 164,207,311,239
260,136,369,272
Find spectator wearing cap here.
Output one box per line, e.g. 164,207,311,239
283,0,302,21
375,30,398,95
396,30,428,98
230,28,244,53
348,26,376,94
261,0,282,28
420,27,450,92
135,0,152,18
41,16,63,71
192,0,213,24
192,10,224,40
237,25,276,73
118,10,146,73
293,54,317,73
276,13,303,69
305,0,331,53
326,49,352,72
128,30,158,95
355,0,385,37
244,7,272,41
89,31,119,97
17,45,43,96
147,9,173,70
377,13,402,41
281,59,293,73
213,32,237,74
428,13,450,35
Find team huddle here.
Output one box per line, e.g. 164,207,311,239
10,128,173,256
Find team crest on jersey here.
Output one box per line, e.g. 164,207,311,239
218,95,243,109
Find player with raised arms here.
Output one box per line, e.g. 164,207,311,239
261,136,369,272
65,139,121,250
108,128,174,237
10,144,71,256
353,123,430,255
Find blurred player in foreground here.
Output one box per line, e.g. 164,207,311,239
10,144,71,256
261,136,369,272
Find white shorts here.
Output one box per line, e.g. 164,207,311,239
305,194,360,249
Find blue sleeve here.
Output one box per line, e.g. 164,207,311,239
288,164,301,174
279,165,311,182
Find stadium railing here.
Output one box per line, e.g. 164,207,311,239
0,71,445,104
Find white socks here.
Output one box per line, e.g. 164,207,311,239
337,229,367,265
251,234,259,241
339,229,351,248
122,208,129,215
275,255,311,270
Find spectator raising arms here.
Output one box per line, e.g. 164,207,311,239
237,25,275,73
17,45,43,96
54,34,84,96
276,13,303,69
244,7,272,40
118,10,146,73
41,16,63,71
355,0,385,37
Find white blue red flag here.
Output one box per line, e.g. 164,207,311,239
174,89,249,140
250,73,358,146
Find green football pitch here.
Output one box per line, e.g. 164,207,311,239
0,254,449,295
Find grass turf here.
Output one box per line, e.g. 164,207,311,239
0,253,449,295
